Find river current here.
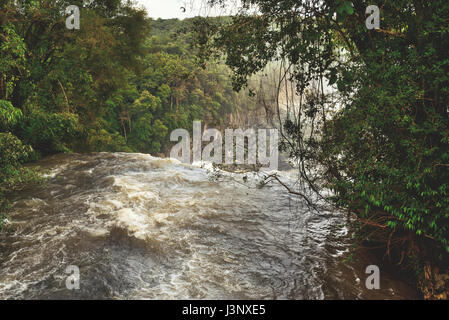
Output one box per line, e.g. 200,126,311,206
0,153,417,299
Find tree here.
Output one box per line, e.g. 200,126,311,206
202,0,449,274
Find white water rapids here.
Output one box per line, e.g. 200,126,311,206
0,153,417,299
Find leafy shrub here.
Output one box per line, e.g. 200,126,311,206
0,100,22,130
18,111,80,154
0,132,40,229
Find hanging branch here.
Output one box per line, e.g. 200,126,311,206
264,173,315,208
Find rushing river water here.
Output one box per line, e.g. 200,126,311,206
0,153,418,299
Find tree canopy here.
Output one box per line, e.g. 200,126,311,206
0,2,258,217
200,0,449,270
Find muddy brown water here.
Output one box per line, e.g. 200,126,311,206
0,153,418,299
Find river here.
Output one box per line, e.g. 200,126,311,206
0,153,418,299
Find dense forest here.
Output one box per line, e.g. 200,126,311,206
200,0,449,298
1,0,449,299
0,1,260,224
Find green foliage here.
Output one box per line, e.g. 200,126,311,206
0,3,254,227
86,126,131,153
0,22,27,99
205,0,449,260
0,0,149,225
0,132,40,228
18,112,79,154
0,132,32,171
0,100,22,130
121,18,257,154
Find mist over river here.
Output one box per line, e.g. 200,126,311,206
0,153,417,299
